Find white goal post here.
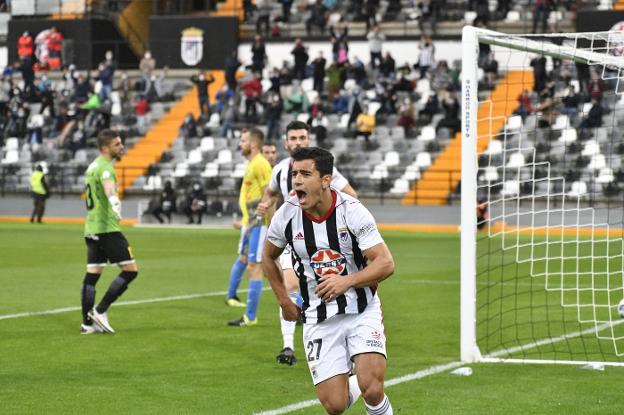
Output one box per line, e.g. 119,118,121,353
461,26,624,367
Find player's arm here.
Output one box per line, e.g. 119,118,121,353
341,183,357,198
103,178,122,220
315,242,394,302
262,240,301,321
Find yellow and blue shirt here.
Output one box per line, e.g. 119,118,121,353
239,153,272,226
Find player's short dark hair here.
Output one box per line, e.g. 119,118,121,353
246,127,265,145
285,120,310,134
262,142,276,148
292,147,333,178
97,129,120,149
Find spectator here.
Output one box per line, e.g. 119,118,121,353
268,67,281,93
191,70,215,115
482,52,498,87
283,81,309,114
355,104,375,141
17,31,34,61
431,61,452,94
532,0,552,34
351,56,368,87
580,99,603,129
436,93,460,135
281,0,293,22
117,72,132,110
18,56,36,98
516,89,533,120
473,0,490,27
398,98,416,136
266,92,283,141
29,164,49,223
97,59,115,102
27,113,44,146
417,35,435,79
139,50,156,84
380,51,396,79
215,85,235,115
0,74,11,116
291,38,309,81
530,56,547,93
179,112,198,139
251,34,267,73
74,72,92,105
347,87,364,129
225,51,241,91
219,97,236,139
255,0,272,37
588,70,606,101
560,84,580,121
135,95,150,135
67,120,87,156
144,67,167,103
367,24,385,69
417,0,438,34
38,77,55,118
312,51,327,93
310,109,329,145
327,62,346,99
151,180,176,224
364,0,380,30
241,71,262,121
418,93,438,124
306,0,327,35
184,182,207,224
47,26,64,70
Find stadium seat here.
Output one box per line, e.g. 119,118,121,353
200,137,215,152
207,113,220,128
187,149,203,165
504,10,521,22
391,126,406,140
368,102,381,116
567,181,588,197
390,178,410,194
464,11,477,24
217,149,233,164
479,166,499,183
558,128,577,144
596,168,614,184
402,165,420,181
552,114,570,130
201,162,219,178
484,139,503,156
384,151,400,167
143,175,163,190
501,180,520,197
371,164,388,179
1,150,18,164
581,140,600,156
5,137,19,151
415,152,432,169
505,115,523,132
231,162,246,178
173,163,189,177
338,114,350,130
588,154,606,170
417,125,436,142
506,152,525,168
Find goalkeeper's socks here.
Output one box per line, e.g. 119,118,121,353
227,259,246,299
365,394,393,415
81,272,99,325
245,279,263,321
280,291,299,350
347,374,361,408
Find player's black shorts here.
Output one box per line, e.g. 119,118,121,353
85,232,135,267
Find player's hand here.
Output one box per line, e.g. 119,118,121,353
315,274,351,302
109,195,122,220
232,221,242,230
281,300,302,321
255,201,270,216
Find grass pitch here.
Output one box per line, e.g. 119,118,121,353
0,223,621,414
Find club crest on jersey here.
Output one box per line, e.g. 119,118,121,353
338,227,349,242
310,249,347,277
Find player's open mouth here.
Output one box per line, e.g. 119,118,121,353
296,190,307,203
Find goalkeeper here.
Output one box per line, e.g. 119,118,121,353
79,129,138,335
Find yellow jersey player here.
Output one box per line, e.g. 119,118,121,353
226,127,272,326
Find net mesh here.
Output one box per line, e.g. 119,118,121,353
473,31,624,363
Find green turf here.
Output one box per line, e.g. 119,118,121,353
0,223,622,414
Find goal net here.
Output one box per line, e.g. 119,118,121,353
461,27,624,366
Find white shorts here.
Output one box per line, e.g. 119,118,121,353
302,295,386,385
279,245,293,270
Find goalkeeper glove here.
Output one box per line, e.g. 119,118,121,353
109,195,122,220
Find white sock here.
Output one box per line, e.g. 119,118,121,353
280,291,299,350
365,394,393,415
347,374,361,408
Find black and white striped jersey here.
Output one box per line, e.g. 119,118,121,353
269,157,349,201
267,189,384,324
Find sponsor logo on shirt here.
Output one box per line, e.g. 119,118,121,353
310,248,347,277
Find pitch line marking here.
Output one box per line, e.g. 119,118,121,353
0,288,272,321
252,361,465,415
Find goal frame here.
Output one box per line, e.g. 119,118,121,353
460,26,624,367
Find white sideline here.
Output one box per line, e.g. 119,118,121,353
0,288,271,321
252,361,465,415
